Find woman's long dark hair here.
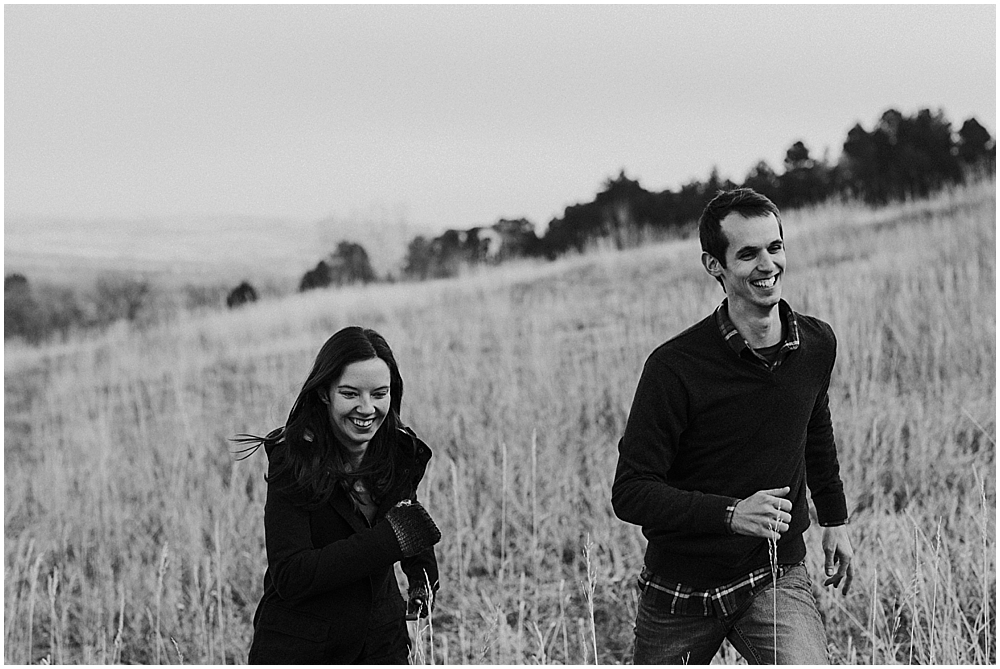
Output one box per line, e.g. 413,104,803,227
234,326,404,509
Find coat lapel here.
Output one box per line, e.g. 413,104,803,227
376,485,405,519
329,493,368,533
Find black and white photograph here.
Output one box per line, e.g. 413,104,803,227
4,4,996,665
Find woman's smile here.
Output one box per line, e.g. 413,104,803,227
349,416,376,431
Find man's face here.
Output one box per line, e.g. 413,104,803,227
709,212,785,312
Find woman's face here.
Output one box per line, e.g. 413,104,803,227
326,357,391,455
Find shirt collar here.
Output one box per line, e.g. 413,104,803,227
715,298,800,364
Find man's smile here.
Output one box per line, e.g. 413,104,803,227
750,274,779,289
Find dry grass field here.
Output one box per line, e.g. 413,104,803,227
4,181,995,664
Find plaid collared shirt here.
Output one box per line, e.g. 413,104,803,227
638,560,804,619
715,298,800,370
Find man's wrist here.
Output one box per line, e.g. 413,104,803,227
724,502,738,535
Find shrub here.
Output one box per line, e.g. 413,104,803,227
4,273,44,342
92,273,152,326
226,281,258,308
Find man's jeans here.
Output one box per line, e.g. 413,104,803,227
632,563,828,664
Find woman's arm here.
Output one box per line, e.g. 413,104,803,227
264,482,404,601
401,546,438,618
401,544,438,592
399,434,440,615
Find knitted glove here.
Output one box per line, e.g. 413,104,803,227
406,584,433,620
385,499,441,558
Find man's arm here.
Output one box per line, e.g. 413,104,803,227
803,380,848,523
611,357,736,534
804,330,853,594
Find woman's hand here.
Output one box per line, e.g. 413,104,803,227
406,584,433,620
385,499,441,557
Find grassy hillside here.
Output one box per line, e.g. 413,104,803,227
4,181,995,664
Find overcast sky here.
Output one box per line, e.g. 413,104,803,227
5,4,996,233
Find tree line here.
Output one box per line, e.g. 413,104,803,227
406,107,994,272
6,106,993,344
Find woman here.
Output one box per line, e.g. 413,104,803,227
235,326,441,664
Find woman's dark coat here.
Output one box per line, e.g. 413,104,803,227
247,427,438,664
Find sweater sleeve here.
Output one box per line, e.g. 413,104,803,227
803,333,849,525
611,356,736,534
263,479,404,601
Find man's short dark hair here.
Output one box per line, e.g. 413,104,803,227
699,188,783,271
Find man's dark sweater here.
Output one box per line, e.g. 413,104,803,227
611,301,848,590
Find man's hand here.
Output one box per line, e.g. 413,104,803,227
731,486,792,541
821,525,854,595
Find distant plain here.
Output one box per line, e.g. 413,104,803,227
4,212,420,289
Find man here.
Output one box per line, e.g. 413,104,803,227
611,188,853,664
